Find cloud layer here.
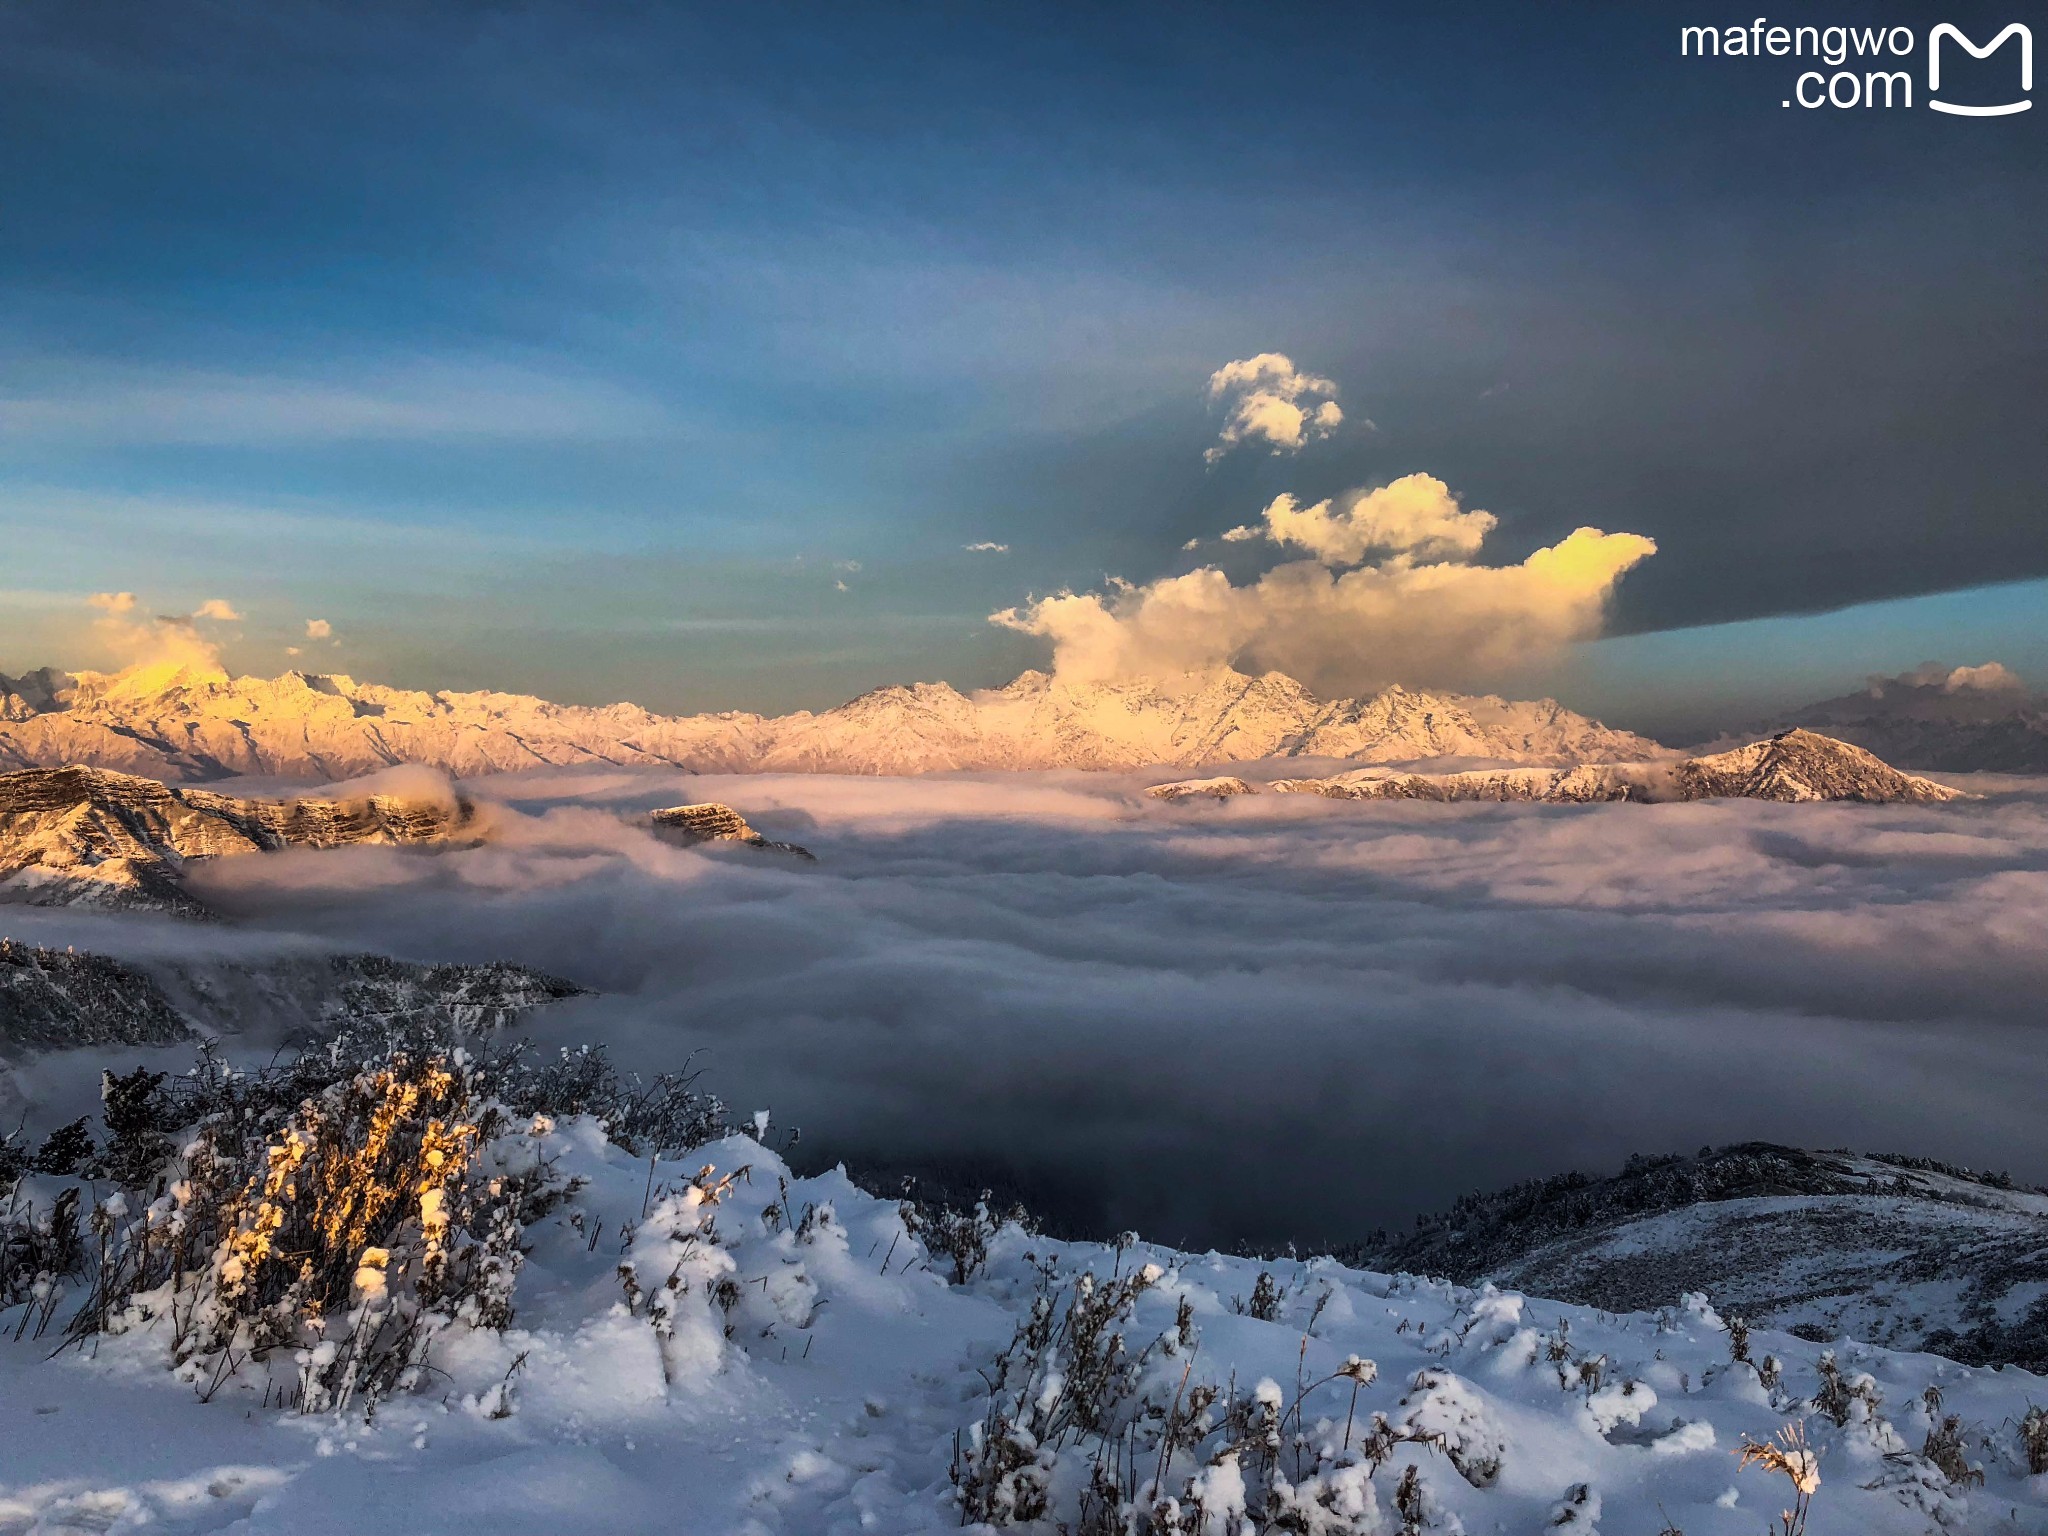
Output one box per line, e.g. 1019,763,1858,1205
995,473,1656,695
6,766,2029,1251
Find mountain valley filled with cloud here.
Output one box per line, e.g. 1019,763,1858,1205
6,6,2048,1530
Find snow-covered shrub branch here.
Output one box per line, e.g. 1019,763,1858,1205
0,1017,729,1415
950,1257,1479,1534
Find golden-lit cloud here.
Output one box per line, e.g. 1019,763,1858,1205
193,598,243,621
83,593,231,683
1204,353,1345,464
306,618,333,639
993,475,1656,695
1259,474,1497,563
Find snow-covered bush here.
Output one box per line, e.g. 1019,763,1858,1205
0,1017,658,1414
2021,1403,2048,1476
95,1042,575,1414
1,1015,728,1357
1808,1349,1881,1427
949,1257,1473,1534
1920,1413,1984,1488
898,1187,1032,1285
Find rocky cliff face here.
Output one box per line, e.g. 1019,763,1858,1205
1151,730,1965,805
0,661,1665,780
650,803,815,860
0,765,479,913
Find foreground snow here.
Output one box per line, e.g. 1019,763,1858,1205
5,1126,2044,1535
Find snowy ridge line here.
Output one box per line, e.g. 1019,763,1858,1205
1148,729,1966,806
0,658,1666,780
3,1118,2044,1534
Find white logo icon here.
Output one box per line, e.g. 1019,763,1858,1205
1928,22,2032,116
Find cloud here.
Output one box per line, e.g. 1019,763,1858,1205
1871,661,2028,696
192,598,242,622
1259,474,1497,564
20,765,2025,1251
1203,352,1345,464
1945,662,2024,693
305,619,333,639
81,592,227,679
963,542,1010,554
992,475,1656,695
0,357,670,447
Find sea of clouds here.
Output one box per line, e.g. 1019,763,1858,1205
14,767,2047,1251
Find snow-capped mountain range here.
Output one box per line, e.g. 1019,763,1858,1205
1148,730,1965,805
0,660,1665,781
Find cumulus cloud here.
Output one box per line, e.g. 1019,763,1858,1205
1944,662,2024,692
192,598,242,622
19,766,2019,1249
992,474,1656,696
963,541,1010,554
82,591,228,678
1866,661,2028,697
1204,352,1345,464
1260,474,1498,564
305,618,333,639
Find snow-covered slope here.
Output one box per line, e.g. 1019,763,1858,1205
4,1122,2044,1535
0,764,479,913
0,940,582,1055
0,660,1665,781
1183,730,1966,805
1349,1144,2048,1374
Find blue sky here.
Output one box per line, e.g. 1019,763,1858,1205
1,2,2041,725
